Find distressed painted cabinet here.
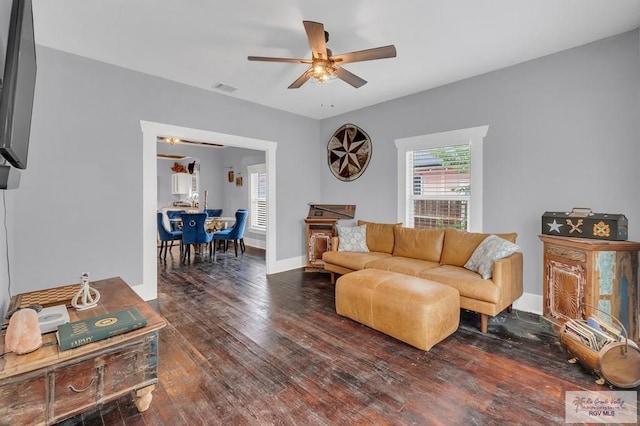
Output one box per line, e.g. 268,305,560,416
540,235,640,341
0,277,166,425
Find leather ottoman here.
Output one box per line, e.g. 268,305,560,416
335,269,460,350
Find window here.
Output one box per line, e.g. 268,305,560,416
248,163,267,233
409,145,470,230
395,126,487,232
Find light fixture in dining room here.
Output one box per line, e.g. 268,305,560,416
157,136,225,148
156,153,187,160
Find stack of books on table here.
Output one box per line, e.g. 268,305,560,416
563,315,637,352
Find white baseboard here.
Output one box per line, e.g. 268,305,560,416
513,292,543,315
271,255,306,274
244,237,266,250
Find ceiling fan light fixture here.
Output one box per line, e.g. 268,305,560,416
309,60,337,83
248,21,396,89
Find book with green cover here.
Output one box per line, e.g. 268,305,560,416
56,307,147,351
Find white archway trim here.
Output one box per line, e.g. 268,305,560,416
137,121,277,301
395,125,488,232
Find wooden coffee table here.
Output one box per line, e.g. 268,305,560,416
0,277,166,425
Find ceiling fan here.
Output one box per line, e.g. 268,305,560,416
248,21,396,89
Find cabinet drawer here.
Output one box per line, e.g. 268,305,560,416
103,341,148,396
0,372,47,425
53,358,98,420
545,244,586,263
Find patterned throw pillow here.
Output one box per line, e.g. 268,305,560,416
464,235,520,279
337,225,369,252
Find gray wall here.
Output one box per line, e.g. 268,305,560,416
319,30,640,302
0,26,637,312
218,147,266,244
8,45,319,294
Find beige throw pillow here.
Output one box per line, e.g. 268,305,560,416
440,228,517,266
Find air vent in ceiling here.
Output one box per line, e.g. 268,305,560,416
212,82,237,93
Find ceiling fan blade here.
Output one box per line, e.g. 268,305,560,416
335,67,367,88
303,21,328,59
247,56,311,64
332,45,397,64
288,68,312,89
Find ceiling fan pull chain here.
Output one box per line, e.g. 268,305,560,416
330,84,334,108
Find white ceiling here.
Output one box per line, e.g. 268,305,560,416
32,0,640,120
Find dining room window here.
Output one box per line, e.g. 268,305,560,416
248,163,267,233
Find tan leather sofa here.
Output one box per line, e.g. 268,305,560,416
322,221,524,333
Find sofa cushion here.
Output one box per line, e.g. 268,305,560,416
464,235,520,279
322,251,391,271
365,256,440,276
337,224,369,252
440,228,518,267
357,221,401,254
392,227,445,262
418,265,501,304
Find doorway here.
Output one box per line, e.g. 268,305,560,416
140,121,277,301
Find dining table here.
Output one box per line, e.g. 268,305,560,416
168,215,236,233
205,216,236,232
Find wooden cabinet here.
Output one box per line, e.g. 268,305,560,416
540,235,639,341
304,218,337,272
0,277,166,425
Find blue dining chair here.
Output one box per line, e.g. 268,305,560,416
180,213,214,263
204,209,223,218
212,209,248,257
157,212,182,260
166,209,185,231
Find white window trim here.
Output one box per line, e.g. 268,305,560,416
247,163,267,235
395,125,488,232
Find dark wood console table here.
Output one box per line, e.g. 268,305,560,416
0,277,166,425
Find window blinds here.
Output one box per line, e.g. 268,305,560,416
249,165,267,231
407,144,470,230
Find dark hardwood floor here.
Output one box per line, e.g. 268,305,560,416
59,246,637,425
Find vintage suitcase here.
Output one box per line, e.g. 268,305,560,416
542,208,628,241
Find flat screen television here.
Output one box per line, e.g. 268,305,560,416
0,0,37,171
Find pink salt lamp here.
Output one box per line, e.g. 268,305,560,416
5,308,42,354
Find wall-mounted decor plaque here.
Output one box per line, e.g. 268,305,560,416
327,123,371,182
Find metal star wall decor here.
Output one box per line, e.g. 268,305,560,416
327,123,372,182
